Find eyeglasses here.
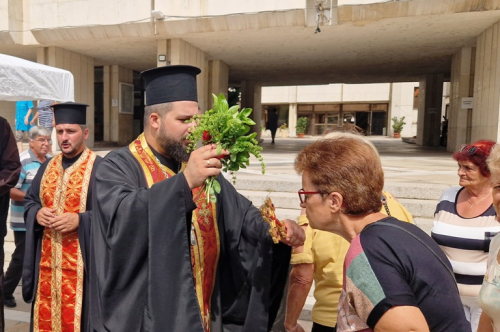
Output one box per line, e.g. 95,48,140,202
34,138,52,144
298,189,323,204
459,144,483,155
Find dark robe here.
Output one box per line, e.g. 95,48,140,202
90,145,290,332
0,117,21,331
23,151,102,332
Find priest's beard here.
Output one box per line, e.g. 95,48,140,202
157,126,190,163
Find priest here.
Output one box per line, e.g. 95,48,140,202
90,65,304,332
23,102,102,332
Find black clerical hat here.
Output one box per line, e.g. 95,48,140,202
53,102,88,125
141,65,201,106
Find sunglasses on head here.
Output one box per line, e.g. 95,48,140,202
459,144,483,155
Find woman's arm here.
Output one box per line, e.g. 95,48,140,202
477,312,494,332
374,306,429,332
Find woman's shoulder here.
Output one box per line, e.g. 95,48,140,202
439,186,461,202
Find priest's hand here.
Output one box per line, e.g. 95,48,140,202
183,144,229,189
36,207,56,227
280,219,305,248
50,212,79,233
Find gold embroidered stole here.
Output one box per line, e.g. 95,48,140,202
34,148,96,332
129,133,220,332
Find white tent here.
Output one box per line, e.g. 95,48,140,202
0,54,74,102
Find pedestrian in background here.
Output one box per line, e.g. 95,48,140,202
3,126,52,308
31,100,55,153
0,116,21,331
15,101,35,152
266,107,279,144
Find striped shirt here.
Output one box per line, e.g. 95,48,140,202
9,149,51,231
36,100,54,130
431,186,500,297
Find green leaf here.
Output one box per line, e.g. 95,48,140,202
243,118,256,126
210,195,217,203
228,105,240,114
238,107,252,118
213,179,221,194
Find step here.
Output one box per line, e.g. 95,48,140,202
383,183,450,200
234,176,449,202
233,176,301,194
398,198,437,219
413,217,435,235
239,190,300,210
240,189,439,220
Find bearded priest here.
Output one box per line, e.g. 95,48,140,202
89,65,305,332
23,102,102,332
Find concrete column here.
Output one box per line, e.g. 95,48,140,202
157,40,168,67
37,46,95,148
110,65,120,142
389,83,418,137
102,65,134,145
288,86,298,136
416,74,444,147
160,39,209,111
471,21,500,142
448,48,474,152
103,66,111,142
289,104,298,137
240,80,262,140
207,60,229,103
8,0,37,45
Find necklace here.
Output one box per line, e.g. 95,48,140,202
153,155,169,178
152,155,181,178
465,188,492,209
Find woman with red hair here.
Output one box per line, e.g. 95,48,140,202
432,140,500,332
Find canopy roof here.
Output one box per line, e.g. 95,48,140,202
0,54,74,102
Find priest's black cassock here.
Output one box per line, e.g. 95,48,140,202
23,153,102,332
89,145,291,332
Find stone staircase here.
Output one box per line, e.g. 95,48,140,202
234,176,446,233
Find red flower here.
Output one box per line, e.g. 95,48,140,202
202,130,212,142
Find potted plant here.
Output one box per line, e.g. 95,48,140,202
391,116,406,138
296,117,308,138
279,123,288,138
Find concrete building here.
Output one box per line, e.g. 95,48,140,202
262,82,421,138
1,0,500,151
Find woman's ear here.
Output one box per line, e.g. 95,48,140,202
329,192,344,214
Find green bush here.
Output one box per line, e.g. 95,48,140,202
391,116,406,133
296,117,308,134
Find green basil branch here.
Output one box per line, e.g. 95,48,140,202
186,93,266,203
